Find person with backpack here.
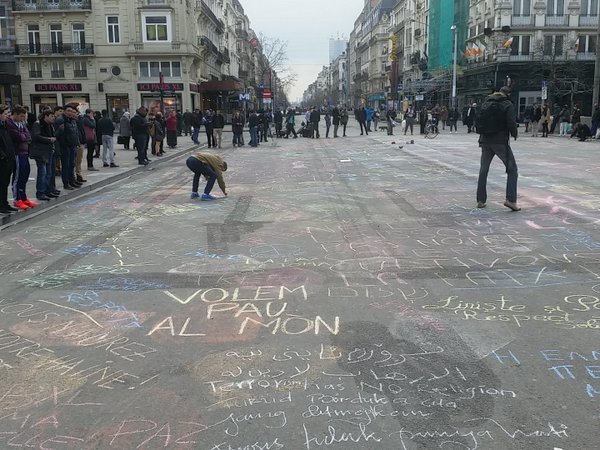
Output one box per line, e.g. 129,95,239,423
475,86,520,212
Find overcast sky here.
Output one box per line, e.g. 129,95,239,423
242,0,365,102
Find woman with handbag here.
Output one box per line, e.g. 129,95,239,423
82,109,98,171
118,111,131,149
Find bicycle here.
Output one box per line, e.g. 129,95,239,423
424,119,439,139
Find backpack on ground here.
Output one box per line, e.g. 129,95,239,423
475,99,506,134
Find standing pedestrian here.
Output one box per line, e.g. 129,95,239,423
98,109,117,167
273,108,283,138
366,106,374,132
448,106,459,133
324,110,331,138
204,110,215,148
571,104,581,130
182,109,192,136
340,105,349,137
404,104,415,135
285,108,297,138
212,109,225,148
310,106,321,138
29,109,57,201
166,110,178,149
56,104,82,189
332,105,340,138
386,107,397,135
465,103,477,133
558,106,570,136
191,109,202,144
522,105,532,133
475,87,520,211
356,106,368,135
0,105,18,214
119,111,131,149
540,104,551,137
419,106,428,134
531,104,541,137
130,106,150,165
186,151,228,200
440,105,449,130
82,109,98,171
549,104,561,134
248,110,259,147
149,113,165,156
232,110,245,146
7,105,37,208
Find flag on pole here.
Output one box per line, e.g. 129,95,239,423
575,37,580,52
478,39,487,53
472,42,480,56
465,47,472,58
503,37,514,48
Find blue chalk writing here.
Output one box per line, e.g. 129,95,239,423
491,350,521,365
78,277,169,292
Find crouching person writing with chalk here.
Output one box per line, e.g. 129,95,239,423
186,151,228,200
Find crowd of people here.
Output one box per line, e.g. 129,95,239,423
0,102,128,214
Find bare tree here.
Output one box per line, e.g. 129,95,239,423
258,33,298,100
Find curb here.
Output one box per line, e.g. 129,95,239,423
0,143,201,231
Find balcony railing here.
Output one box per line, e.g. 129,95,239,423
16,43,94,56
511,15,533,27
29,70,43,78
51,70,65,78
197,0,224,33
576,52,596,61
73,69,87,77
235,27,248,38
13,0,92,11
545,15,568,27
579,15,598,26
508,54,532,61
198,36,219,55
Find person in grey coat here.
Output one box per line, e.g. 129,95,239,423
119,111,131,149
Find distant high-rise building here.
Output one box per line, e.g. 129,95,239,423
329,37,347,64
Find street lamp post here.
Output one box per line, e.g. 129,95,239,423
451,25,458,109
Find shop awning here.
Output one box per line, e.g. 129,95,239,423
199,80,243,92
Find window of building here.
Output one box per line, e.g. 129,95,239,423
513,0,531,15
107,16,120,43
142,12,171,42
28,24,40,53
29,61,42,78
578,35,596,52
72,23,85,51
50,24,63,53
139,61,181,78
543,35,564,56
581,0,599,15
51,61,65,78
547,0,565,16
510,35,531,55
73,60,87,78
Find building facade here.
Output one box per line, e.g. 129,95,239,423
12,0,283,119
0,0,20,106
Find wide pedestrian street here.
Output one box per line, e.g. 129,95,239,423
0,120,599,449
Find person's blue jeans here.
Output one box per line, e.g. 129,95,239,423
186,156,216,194
12,154,30,201
249,126,258,146
46,153,56,193
233,132,243,146
191,126,200,144
477,143,518,204
35,158,52,195
60,145,76,185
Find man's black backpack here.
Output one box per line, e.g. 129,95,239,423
475,98,506,135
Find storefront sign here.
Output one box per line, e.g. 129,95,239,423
35,83,82,92
137,83,184,92
190,83,200,93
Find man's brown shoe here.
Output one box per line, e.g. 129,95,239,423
504,200,521,211
477,202,486,208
